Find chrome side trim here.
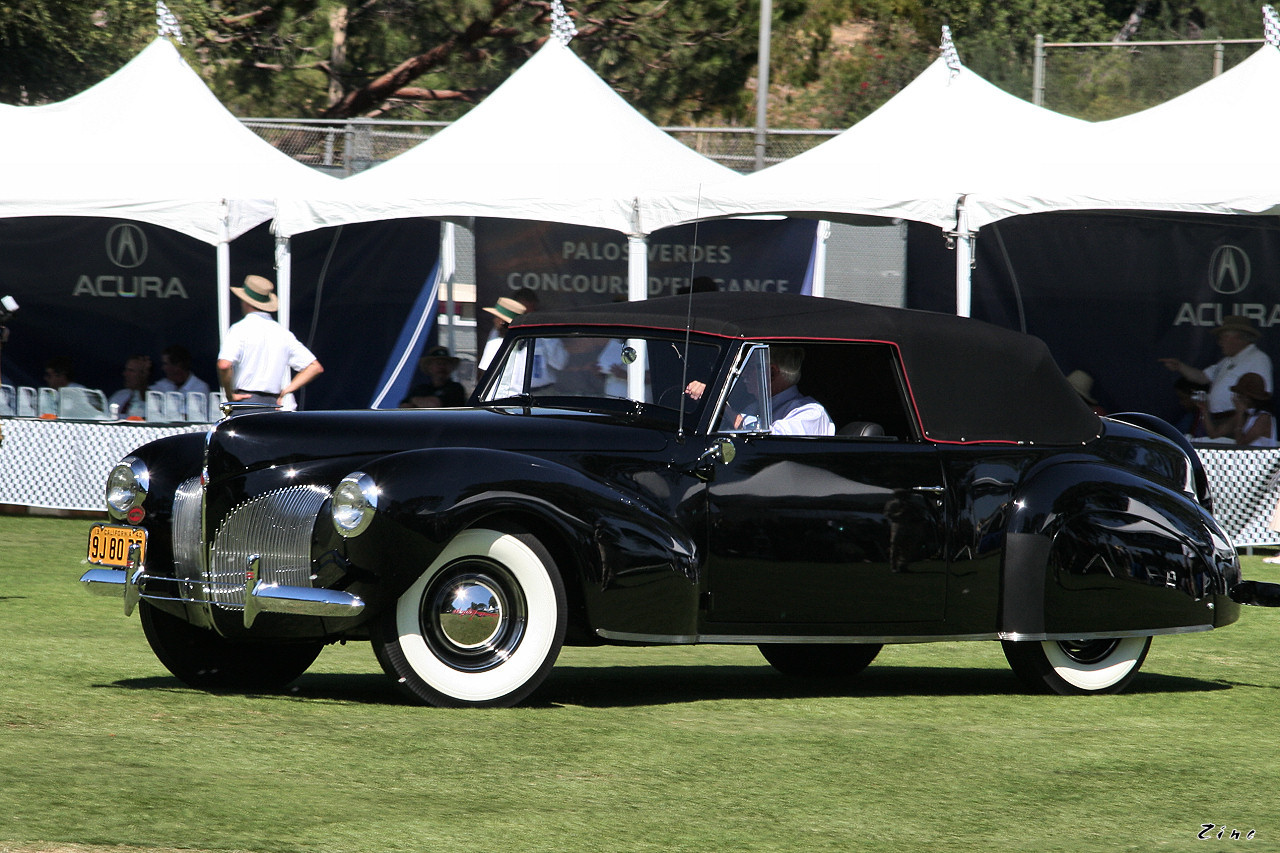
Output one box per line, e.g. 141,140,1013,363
596,625,1216,645
999,624,1214,642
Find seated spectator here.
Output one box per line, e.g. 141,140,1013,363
1198,372,1276,447
1173,376,1211,438
108,354,152,418
401,346,466,408
1066,370,1106,416
150,345,211,396
43,356,84,390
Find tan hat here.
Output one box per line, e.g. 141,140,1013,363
1212,314,1261,341
231,274,279,312
1231,372,1271,403
1065,370,1097,405
483,296,527,323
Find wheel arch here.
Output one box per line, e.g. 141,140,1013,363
1001,459,1229,638
341,447,700,639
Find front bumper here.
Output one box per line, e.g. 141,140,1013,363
79,557,365,627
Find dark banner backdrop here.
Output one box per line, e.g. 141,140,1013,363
0,217,438,410
473,218,818,351
907,213,1280,424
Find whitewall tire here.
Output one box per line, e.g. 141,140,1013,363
373,528,567,707
1002,636,1152,695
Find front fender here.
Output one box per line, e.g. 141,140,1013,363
1002,460,1239,638
339,447,702,638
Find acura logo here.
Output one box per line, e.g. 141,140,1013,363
105,223,148,269
1209,245,1251,295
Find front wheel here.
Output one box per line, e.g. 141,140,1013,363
373,527,567,708
1002,636,1152,695
139,601,323,692
758,643,883,678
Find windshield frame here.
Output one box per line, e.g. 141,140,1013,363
478,328,730,428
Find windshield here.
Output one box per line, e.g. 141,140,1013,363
481,333,722,416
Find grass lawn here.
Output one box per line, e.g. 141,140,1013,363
3,515,1280,853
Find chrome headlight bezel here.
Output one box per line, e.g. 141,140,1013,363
332,471,379,538
105,456,150,520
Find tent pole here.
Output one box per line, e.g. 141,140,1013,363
955,198,973,318
275,230,292,331
217,205,231,343
627,234,647,304
812,220,831,297
440,221,457,356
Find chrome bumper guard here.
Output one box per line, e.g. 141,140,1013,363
80,553,365,628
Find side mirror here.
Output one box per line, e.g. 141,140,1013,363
692,438,736,481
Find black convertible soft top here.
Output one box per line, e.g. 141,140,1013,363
514,291,1101,445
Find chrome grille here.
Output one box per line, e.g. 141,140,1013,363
207,485,331,609
171,475,206,594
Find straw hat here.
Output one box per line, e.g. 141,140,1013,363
420,345,459,367
1065,370,1097,405
230,274,279,312
1212,315,1260,341
483,296,527,324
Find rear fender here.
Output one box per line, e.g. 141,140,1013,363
1002,461,1238,637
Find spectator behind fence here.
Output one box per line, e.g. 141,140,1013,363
1197,371,1276,447
108,354,152,419
1160,315,1273,431
43,355,84,390
151,345,211,396
400,346,465,408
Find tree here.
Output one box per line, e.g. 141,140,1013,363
0,0,157,103
174,1,804,123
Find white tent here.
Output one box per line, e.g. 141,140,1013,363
965,44,1280,230
273,37,743,301
0,37,340,331
643,52,1090,314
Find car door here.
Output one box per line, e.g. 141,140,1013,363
701,343,949,627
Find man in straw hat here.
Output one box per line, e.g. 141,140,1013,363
1159,314,1272,430
216,274,324,410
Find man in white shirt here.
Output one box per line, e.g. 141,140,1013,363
108,354,152,419
686,345,834,436
1160,315,1272,428
151,345,211,396
758,346,834,436
216,275,323,411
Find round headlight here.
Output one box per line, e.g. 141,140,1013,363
332,472,378,538
105,457,150,520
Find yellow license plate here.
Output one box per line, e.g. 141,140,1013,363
86,524,147,568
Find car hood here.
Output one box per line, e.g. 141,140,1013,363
205,406,673,480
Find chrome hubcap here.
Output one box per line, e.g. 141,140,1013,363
421,560,527,672
1055,638,1121,665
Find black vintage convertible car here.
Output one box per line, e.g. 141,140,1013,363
81,292,1272,706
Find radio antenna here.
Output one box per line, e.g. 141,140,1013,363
676,186,703,440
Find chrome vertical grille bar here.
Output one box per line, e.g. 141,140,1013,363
208,485,330,609
170,475,206,598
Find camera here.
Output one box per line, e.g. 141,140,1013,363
0,295,16,324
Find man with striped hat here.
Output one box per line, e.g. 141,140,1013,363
216,274,324,411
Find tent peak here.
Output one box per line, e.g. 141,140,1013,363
940,25,963,77
551,1,578,46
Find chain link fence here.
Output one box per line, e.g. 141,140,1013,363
241,117,838,176
1032,36,1265,120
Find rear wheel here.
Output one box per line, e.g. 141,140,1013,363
373,527,567,708
1002,636,1151,695
758,643,883,678
139,601,323,692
